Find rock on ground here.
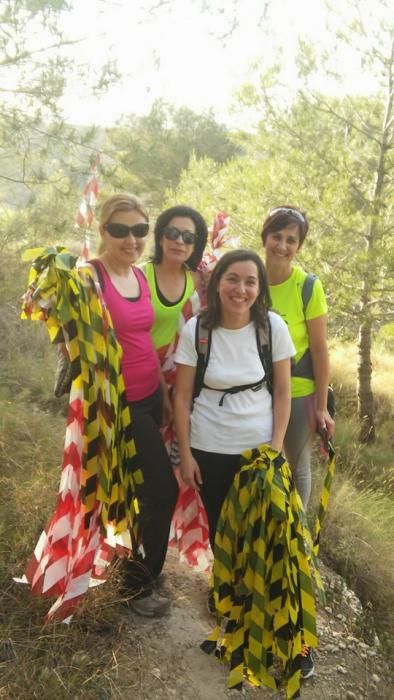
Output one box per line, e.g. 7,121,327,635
115,549,392,699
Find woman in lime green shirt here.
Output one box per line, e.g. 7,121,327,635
142,205,210,568
261,206,335,510
262,204,335,681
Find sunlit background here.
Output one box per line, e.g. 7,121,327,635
58,0,380,127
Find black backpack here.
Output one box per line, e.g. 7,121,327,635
193,272,321,404
193,315,273,404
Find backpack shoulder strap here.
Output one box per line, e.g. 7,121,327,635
193,316,212,399
291,273,318,379
256,316,273,396
301,272,317,314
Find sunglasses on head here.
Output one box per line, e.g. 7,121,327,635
269,208,306,226
163,226,197,245
105,222,149,239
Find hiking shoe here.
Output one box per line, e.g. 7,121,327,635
207,589,216,615
154,572,166,589
127,590,171,618
300,644,315,680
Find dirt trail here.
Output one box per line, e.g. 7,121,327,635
117,548,391,699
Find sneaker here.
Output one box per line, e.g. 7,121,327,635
126,590,171,618
300,644,315,680
207,589,216,615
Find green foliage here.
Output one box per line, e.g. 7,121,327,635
0,1,105,286
0,1,68,186
0,0,393,681
0,0,112,205
0,167,93,258
166,153,270,245
167,0,394,441
0,252,65,414
375,322,394,351
104,99,242,210
171,86,394,334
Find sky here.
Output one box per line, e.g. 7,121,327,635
58,0,386,128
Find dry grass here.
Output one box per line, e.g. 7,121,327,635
311,341,394,656
0,581,146,699
0,256,142,698
0,398,147,699
311,470,394,654
330,340,394,414
329,341,394,488
0,331,393,695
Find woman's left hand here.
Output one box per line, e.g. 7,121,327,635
269,441,282,453
316,408,335,440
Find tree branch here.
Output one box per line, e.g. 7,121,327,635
0,39,81,67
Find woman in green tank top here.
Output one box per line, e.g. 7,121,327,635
141,205,210,569
261,204,335,681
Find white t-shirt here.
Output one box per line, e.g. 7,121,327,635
175,312,295,454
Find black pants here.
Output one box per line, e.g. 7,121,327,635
192,448,241,552
123,387,178,591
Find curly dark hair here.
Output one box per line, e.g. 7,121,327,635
261,205,309,247
201,249,271,330
152,205,208,271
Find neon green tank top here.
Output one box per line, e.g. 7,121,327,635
143,261,196,350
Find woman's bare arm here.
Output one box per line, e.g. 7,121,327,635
307,314,335,438
271,358,292,452
174,363,202,490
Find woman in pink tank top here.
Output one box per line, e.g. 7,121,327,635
94,193,178,618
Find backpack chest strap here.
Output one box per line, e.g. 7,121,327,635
202,377,266,406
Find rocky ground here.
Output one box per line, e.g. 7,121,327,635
111,548,392,700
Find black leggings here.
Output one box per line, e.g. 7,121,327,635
123,387,179,590
192,448,241,551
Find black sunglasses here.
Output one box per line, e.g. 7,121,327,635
163,226,197,245
105,222,149,239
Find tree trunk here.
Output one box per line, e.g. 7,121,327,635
357,319,375,444
356,37,393,444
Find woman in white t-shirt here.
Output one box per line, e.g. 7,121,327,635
174,249,295,555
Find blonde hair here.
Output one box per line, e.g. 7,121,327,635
98,193,149,254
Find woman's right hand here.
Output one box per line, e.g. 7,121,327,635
316,408,335,440
180,454,202,491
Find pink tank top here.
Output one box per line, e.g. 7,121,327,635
96,261,160,402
